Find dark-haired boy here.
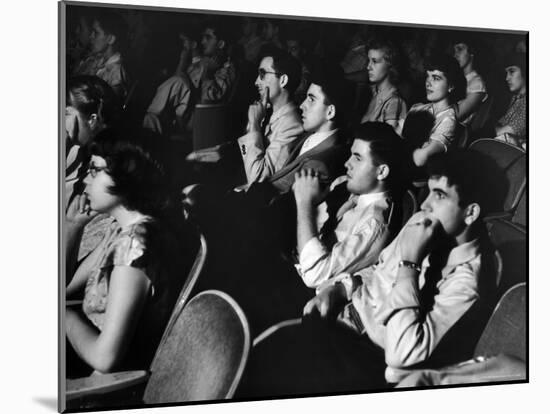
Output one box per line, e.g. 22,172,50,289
72,10,129,99
293,122,406,288
239,148,498,397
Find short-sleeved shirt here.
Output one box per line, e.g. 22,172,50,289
361,86,408,133
462,71,488,126
407,103,458,151
498,93,527,143
83,220,151,330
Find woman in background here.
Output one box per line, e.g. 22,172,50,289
360,39,407,135
403,54,466,167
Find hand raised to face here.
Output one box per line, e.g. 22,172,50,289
247,86,269,132
292,168,328,208
399,211,442,264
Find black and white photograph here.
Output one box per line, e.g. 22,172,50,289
5,0,545,413
57,0,529,412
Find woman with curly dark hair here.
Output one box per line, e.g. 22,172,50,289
65,127,197,376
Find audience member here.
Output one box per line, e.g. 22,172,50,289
293,122,408,288
283,27,314,104
65,75,119,207
234,50,305,183
66,128,197,377
238,148,500,398
360,39,408,135
142,28,199,136
495,52,527,149
238,17,263,64
403,54,466,167
72,9,129,99
452,37,489,126
188,19,237,103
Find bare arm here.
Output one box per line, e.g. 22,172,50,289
66,266,151,372
456,92,486,122
412,140,446,167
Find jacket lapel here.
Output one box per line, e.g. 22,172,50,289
269,131,340,182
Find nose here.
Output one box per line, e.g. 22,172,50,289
420,194,432,212
83,170,92,185
344,157,352,170
367,60,373,71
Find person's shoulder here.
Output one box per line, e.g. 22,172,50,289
410,102,429,112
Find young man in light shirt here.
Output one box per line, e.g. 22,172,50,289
236,50,304,184
293,122,407,289
238,148,500,398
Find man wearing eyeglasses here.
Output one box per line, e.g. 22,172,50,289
236,50,304,184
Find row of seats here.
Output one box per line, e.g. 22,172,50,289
66,215,526,407
65,138,527,408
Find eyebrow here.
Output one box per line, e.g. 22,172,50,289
431,187,448,197
306,93,316,100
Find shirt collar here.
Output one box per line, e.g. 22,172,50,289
355,191,390,209
299,129,338,155
270,102,296,125
371,85,397,101
305,128,337,145
104,52,121,66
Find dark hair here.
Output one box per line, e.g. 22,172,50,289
203,17,231,44
367,38,403,84
503,52,527,78
262,49,302,95
94,9,127,50
451,33,479,55
309,61,353,128
425,53,467,103
90,127,175,217
353,122,410,192
67,75,120,126
425,148,508,217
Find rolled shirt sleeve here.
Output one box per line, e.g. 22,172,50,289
297,217,389,288
376,265,480,373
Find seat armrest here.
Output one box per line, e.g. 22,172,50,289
66,370,149,401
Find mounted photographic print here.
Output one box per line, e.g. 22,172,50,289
59,0,528,412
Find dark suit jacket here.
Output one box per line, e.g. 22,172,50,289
268,130,350,194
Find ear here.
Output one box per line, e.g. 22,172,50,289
326,104,336,121
448,85,455,94
217,39,225,50
377,164,390,181
87,113,99,130
464,203,481,226
279,74,289,89
107,34,116,46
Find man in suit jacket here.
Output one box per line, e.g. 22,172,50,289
246,62,353,204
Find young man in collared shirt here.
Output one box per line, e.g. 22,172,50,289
293,122,407,289
238,148,500,398
73,10,129,100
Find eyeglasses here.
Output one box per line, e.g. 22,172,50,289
258,68,282,80
87,163,109,178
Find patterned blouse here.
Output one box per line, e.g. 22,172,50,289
82,219,151,330
498,93,527,143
